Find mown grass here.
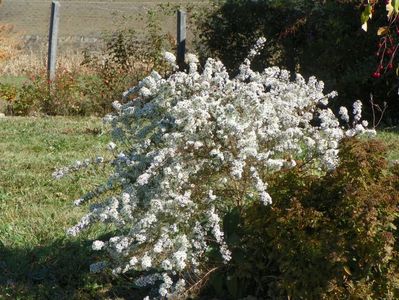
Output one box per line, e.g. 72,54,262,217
0,117,398,299
0,116,135,299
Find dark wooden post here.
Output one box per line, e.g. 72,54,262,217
177,10,186,69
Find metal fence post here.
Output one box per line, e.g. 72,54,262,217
177,10,186,69
48,1,60,82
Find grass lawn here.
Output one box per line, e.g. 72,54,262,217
0,117,398,299
0,116,132,299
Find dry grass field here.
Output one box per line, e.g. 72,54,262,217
0,0,198,38
0,0,202,75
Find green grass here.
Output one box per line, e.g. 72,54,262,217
0,116,132,299
0,117,398,299
0,75,27,86
375,126,399,161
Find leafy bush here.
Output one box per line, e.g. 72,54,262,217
207,138,399,299
0,82,17,113
56,40,374,298
4,69,96,116
194,0,399,124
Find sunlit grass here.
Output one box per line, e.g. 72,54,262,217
0,116,122,299
375,126,399,161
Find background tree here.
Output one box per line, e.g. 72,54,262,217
195,0,398,125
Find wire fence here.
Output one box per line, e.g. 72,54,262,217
0,0,201,54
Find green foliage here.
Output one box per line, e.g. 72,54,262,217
0,82,16,102
3,69,110,116
0,82,17,113
195,0,399,124
203,138,399,299
13,70,84,116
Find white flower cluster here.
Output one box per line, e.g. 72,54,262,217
52,156,105,179
65,39,374,299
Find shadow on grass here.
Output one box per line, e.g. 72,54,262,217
381,125,399,133
0,235,142,300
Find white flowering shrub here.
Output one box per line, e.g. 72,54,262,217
56,38,375,298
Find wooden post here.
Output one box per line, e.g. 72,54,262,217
177,10,186,69
48,1,60,82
